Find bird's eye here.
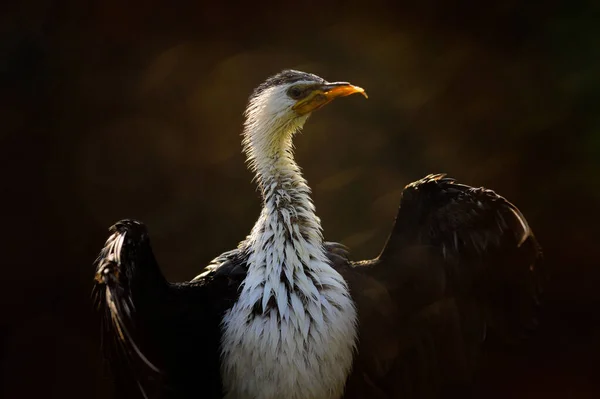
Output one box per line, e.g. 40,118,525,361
288,86,304,100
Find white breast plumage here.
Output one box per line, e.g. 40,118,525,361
220,176,357,399
220,214,356,398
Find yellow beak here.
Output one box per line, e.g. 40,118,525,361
292,82,368,115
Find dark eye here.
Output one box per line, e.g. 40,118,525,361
287,86,303,99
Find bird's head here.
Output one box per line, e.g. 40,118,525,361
243,70,367,167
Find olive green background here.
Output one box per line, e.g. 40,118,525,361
2,1,599,397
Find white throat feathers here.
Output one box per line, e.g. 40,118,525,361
220,83,358,399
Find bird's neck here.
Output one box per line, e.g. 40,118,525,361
244,113,323,243
254,148,323,248
259,142,320,225
242,118,333,311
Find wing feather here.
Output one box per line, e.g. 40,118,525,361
332,174,542,398
93,219,245,398
93,220,167,398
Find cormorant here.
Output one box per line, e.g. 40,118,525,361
93,70,542,399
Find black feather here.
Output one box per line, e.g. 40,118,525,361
332,174,542,398
93,220,247,398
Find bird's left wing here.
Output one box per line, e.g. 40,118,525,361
375,174,543,341
331,174,543,398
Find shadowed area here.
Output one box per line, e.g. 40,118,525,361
1,0,599,398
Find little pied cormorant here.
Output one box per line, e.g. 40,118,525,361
93,70,542,399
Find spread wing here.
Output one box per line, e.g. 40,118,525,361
332,174,543,398
93,220,165,398
93,220,233,398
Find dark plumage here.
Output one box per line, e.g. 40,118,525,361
93,221,228,398
338,174,542,398
93,174,541,398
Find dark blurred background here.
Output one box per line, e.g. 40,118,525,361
1,0,599,397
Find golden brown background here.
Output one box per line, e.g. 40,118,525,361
2,0,599,397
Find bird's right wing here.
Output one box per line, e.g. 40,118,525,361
93,220,166,398
93,220,242,398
